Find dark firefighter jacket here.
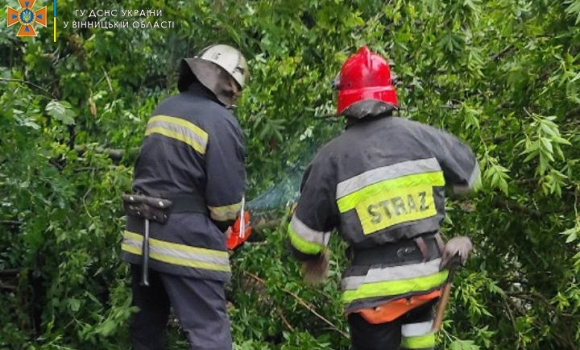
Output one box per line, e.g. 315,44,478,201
288,115,479,313
121,83,246,282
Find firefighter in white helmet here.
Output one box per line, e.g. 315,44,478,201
121,44,251,350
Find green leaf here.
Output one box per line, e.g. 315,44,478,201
449,339,481,350
565,0,580,23
45,100,76,125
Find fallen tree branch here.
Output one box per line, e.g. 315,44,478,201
0,282,17,291
233,271,295,332
495,199,542,218
0,220,22,226
0,269,20,276
492,45,515,61
244,271,349,338
276,307,295,332
73,145,139,161
0,78,51,96
252,219,282,231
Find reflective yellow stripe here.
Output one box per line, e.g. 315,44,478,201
122,242,141,255
341,259,442,291
288,224,325,255
209,201,242,222
124,231,227,258
401,332,435,349
337,158,442,199
338,171,444,235
341,270,448,304
150,115,208,142
337,171,445,213
357,185,438,235
145,127,206,154
145,115,208,154
122,231,230,272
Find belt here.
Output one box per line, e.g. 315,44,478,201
161,192,208,214
350,233,444,266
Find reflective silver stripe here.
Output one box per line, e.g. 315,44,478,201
123,234,229,266
123,235,141,248
454,162,481,194
336,158,442,199
341,258,442,291
402,321,433,337
290,216,330,246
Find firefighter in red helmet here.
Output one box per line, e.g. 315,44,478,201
288,46,479,350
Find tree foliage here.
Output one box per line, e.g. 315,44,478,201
1,0,579,349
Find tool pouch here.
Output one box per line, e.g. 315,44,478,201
122,194,173,223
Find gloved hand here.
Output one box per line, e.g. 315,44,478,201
440,236,473,270
301,251,329,286
227,211,252,250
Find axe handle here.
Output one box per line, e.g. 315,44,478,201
432,282,452,332
141,219,150,286
432,268,456,332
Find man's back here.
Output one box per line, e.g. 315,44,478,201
122,84,246,282
133,85,244,197
287,46,479,350
121,44,250,350
301,115,479,249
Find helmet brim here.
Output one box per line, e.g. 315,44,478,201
178,58,238,107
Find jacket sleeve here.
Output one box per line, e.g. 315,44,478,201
288,153,339,262
204,116,246,231
421,124,480,194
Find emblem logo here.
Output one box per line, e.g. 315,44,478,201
7,0,47,37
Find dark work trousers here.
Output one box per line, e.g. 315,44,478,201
348,300,438,350
129,264,232,350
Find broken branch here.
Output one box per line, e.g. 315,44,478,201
244,271,349,338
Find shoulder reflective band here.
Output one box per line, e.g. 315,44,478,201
336,158,442,199
122,231,230,272
288,216,329,255
145,115,208,154
341,270,448,304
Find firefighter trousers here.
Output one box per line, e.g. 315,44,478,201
128,264,232,350
348,300,437,350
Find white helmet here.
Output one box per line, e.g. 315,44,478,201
178,44,249,107
197,44,249,89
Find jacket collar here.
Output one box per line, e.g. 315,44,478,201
183,82,223,105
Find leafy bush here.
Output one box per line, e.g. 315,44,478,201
1,0,579,349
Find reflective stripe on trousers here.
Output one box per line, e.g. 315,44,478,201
122,230,231,273
401,320,435,349
341,258,448,309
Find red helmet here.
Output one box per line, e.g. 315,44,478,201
335,46,398,115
